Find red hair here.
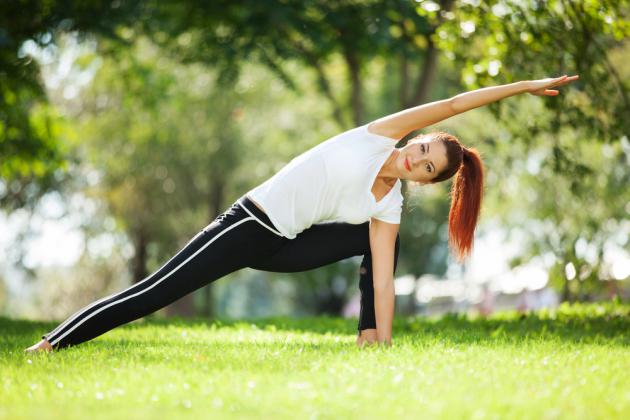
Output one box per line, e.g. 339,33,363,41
446,147,484,262
419,132,485,262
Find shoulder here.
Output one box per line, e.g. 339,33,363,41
325,124,397,154
366,122,403,142
336,122,401,143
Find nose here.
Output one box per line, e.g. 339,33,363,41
409,145,427,169
414,159,426,170
411,154,427,168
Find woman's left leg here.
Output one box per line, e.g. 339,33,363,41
35,196,286,351
248,221,400,332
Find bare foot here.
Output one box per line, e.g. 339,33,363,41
24,338,53,354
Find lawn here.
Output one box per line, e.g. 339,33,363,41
1,303,629,419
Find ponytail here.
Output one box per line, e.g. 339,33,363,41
447,147,484,263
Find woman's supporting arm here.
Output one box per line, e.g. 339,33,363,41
369,218,400,346
356,329,377,347
368,75,579,140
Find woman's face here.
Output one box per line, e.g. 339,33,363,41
398,137,448,184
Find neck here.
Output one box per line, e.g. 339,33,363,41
377,149,402,182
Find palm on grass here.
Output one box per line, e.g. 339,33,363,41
528,74,580,96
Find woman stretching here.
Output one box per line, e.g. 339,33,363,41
25,74,578,353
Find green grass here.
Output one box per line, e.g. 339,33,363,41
2,302,629,419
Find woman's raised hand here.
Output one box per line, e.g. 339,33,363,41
527,74,580,96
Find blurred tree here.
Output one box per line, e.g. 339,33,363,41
12,0,627,316
139,0,466,280
72,36,246,317
432,0,630,299
32,242,133,322
139,0,456,126
0,0,142,210
489,102,630,302
3,1,463,317
436,0,629,140
398,184,452,276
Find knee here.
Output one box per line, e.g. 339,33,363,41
359,268,372,291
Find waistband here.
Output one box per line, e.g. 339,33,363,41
237,195,284,237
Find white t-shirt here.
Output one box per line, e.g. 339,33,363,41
246,123,404,239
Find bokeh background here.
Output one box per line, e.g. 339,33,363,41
1,0,628,323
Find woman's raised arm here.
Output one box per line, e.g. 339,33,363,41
368,75,579,140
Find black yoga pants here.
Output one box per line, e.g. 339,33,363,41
41,195,400,349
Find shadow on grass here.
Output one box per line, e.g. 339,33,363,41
4,303,629,352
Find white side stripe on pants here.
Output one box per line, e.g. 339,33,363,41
48,216,255,346
43,230,207,341
237,200,283,237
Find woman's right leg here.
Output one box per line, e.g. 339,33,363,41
248,221,400,333
37,196,285,351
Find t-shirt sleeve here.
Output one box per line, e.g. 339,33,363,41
372,203,402,224
371,190,403,225
361,123,400,144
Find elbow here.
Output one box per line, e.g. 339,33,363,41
373,280,394,294
448,96,460,114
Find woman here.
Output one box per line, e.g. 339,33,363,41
25,74,578,353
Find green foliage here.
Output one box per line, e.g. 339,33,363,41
0,99,70,211
73,36,248,277
0,0,473,283
436,0,630,140
3,303,630,418
138,0,446,125
447,92,630,297
3,0,629,311
400,183,452,275
427,0,630,295
0,0,144,209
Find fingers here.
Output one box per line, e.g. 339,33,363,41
531,74,579,96
555,75,579,86
552,74,580,86
532,89,558,96
549,75,568,86
543,74,579,93
560,75,580,86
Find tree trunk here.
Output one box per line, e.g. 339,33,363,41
163,291,197,318
399,53,409,108
561,276,571,302
407,0,454,107
131,226,148,283
203,178,225,318
162,173,226,319
344,49,363,126
408,37,439,107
